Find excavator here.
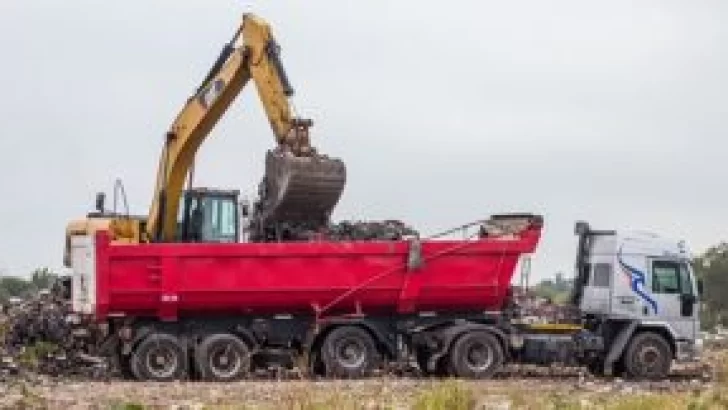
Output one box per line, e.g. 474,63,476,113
64,13,346,265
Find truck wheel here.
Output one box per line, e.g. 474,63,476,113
130,333,186,381
448,331,504,379
321,326,379,378
195,333,251,381
623,332,672,380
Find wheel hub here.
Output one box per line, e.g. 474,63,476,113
209,343,242,378
466,342,493,371
145,346,178,379
337,340,365,368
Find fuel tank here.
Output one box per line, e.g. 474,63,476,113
69,214,542,321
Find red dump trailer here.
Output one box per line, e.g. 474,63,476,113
68,214,546,381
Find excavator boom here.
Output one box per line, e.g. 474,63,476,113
147,13,345,242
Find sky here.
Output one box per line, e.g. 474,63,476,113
0,1,726,281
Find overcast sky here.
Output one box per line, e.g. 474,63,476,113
0,1,726,281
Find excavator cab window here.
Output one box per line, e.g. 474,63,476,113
178,189,239,243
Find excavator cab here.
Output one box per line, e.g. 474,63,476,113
177,188,239,243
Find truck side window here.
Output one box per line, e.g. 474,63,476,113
652,261,680,294
679,263,694,296
591,263,611,288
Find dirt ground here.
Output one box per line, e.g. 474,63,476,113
0,347,722,409
0,374,724,410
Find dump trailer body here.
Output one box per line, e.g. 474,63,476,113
69,215,541,322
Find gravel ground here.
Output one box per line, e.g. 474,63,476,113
0,375,719,410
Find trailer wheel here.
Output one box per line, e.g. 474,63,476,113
321,326,379,378
623,331,671,380
130,333,186,381
195,333,251,381
448,331,504,379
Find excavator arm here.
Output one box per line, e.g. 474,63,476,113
146,13,344,242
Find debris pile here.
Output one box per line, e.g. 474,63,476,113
250,219,419,242
327,220,419,241
0,282,108,380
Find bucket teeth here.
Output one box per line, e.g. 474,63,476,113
255,149,346,225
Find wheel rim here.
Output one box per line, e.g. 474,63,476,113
335,338,366,369
144,344,179,379
464,340,493,372
208,342,243,379
634,343,663,376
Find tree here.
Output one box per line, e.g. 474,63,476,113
0,276,33,303
30,267,58,290
693,243,728,329
0,267,60,304
531,272,573,304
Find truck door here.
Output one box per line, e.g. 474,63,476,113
648,259,698,340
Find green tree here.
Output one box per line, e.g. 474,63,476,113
531,272,573,304
0,267,60,304
693,243,728,329
0,276,33,303
30,267,58,290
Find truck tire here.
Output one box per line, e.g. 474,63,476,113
130,333,186,381
623,331,672,380
448,330,504,379
195,333,251,381
321,326,379,378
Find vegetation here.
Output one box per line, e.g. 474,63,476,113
413,381,475,410
0,267,59,304
530,271,573,303
693,243,728,329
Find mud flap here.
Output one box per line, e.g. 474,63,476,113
604,321,637,376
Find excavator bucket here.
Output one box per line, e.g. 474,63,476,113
256,149,346,226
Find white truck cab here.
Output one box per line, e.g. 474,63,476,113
570,222,702,377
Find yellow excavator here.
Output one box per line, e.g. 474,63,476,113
64,13,346,265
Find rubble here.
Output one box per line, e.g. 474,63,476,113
0,280,109,381
250,219,419,242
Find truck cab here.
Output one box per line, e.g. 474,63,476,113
570,222,702,376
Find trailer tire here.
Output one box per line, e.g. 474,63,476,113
321,326,379,378
448,330,504,379
623,331,671,380
130,333,186,381
195,333,251,381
